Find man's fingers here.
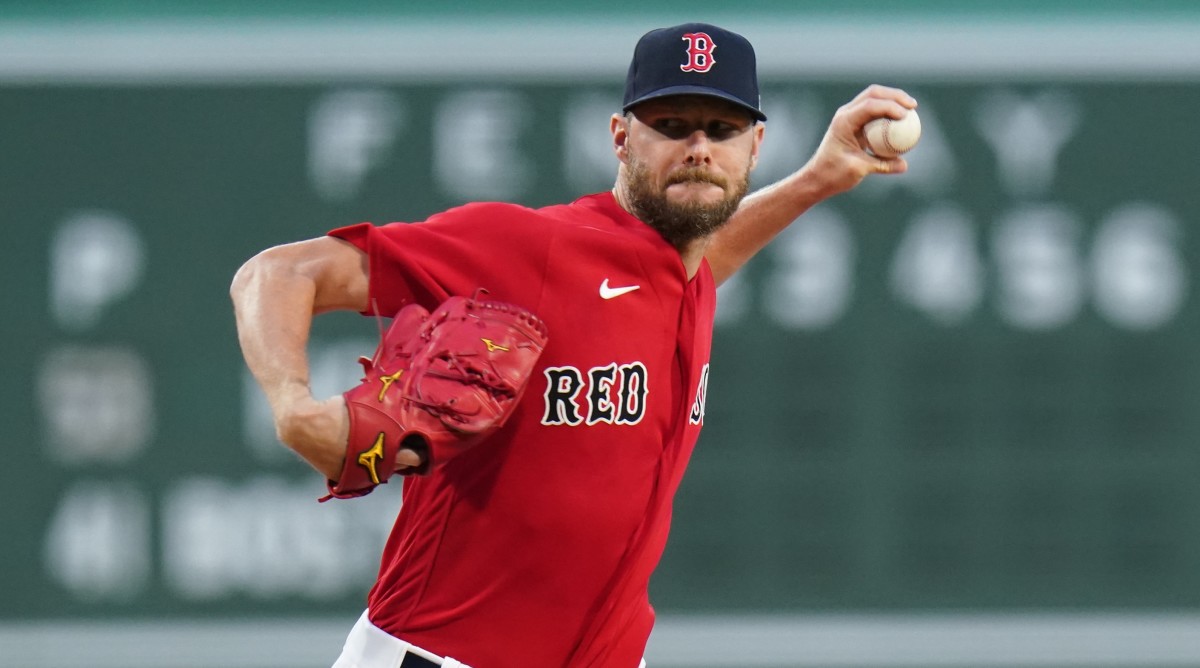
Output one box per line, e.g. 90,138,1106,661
837,85,918,138
842,98,915,134
395,448,425,470
874,156,909,175
852,84,918,109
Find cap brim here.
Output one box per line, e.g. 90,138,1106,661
623,85,767,121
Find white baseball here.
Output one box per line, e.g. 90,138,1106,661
864,109,921,158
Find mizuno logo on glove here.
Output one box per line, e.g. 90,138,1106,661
358,433,387,485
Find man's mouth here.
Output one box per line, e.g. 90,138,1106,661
667,168,727,189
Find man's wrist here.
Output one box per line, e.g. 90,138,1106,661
268,378,313,414
792,158,842,204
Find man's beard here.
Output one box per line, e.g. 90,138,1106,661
622,155,751,251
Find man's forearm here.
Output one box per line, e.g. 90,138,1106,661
230,250,347,479
707,166,834,286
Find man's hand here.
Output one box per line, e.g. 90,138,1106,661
799,84,918,199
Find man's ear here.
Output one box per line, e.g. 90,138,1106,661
748,122,765,171
611,113,630,163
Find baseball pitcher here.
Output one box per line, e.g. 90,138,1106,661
232,22,915,668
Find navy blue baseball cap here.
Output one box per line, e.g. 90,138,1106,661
623,23,766,122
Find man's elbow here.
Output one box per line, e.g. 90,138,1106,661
231,238,369,314
230,250,268,306
230,246,292,308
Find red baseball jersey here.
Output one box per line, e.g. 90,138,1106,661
328,192,715,668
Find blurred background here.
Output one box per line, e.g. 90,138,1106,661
3,1,1200,666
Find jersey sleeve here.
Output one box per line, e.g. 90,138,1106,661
328,202,553,317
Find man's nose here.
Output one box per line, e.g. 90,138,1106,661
684,130,712,165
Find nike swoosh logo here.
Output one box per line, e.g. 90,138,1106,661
600,279,640,300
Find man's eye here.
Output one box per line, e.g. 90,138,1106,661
706,122,741,140
653,119,692,138
650,117,745,140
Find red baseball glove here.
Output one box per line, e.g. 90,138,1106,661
322,292,548,500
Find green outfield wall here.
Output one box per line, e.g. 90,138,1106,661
5,76,1199,619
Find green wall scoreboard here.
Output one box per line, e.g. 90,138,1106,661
3,76,1199,622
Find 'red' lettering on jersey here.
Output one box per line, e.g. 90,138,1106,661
680,31,716,73
327,192,716,668
541,362,649,426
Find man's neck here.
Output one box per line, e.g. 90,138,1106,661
678,237,708,280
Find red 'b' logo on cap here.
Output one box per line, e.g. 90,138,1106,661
680,32,716,73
